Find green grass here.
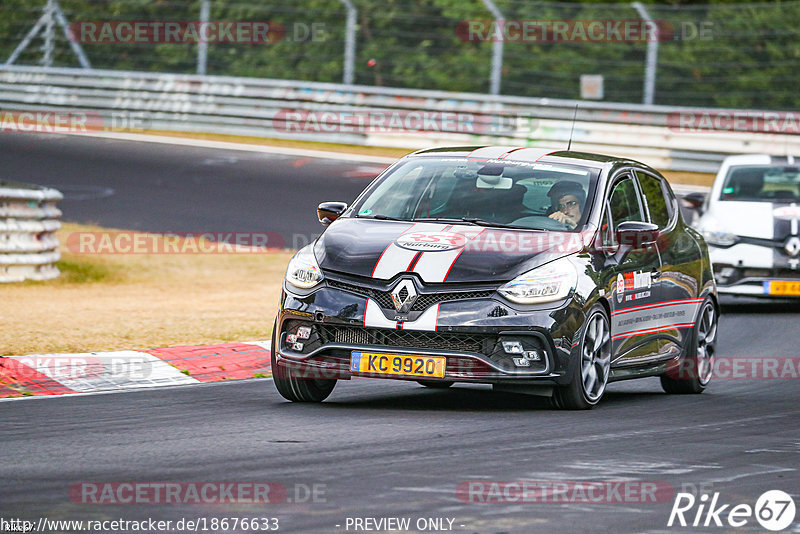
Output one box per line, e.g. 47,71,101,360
55,259,115,284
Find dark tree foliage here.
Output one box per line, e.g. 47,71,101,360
1,0,797,109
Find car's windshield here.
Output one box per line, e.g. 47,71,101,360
351,157,599,231
719,165,800,203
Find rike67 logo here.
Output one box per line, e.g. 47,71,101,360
668,490,796,531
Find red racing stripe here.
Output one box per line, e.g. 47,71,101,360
611,298,704,316
612,322,695,341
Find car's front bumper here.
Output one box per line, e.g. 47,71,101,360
274,280,585,385
709,243,800,297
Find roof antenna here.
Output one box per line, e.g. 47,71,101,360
567,104,579,151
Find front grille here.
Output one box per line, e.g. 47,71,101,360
772,268,800,279
327,280,395,309
720,267,800,283
327,279,494,311
412,290,495,310
317,324,494,354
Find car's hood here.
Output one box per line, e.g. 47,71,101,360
314,218,584,283
706,201,800,240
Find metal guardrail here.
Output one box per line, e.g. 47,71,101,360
0,180,62,282
0,65,798,173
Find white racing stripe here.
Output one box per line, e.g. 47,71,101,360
363,298,397,328
363,298,441,332
370,223,448,280
371,243,419,279
611,298,703,341
371,224,484,283
412,248,463,283
401,304,440,332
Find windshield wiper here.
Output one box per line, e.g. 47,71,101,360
357,214,407,221
459,217,530,229
411,217,478,224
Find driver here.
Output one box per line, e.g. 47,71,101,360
547,181,585,229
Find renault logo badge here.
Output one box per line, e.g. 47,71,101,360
785,237,800,257
391,279,418,313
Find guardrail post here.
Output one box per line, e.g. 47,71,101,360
338,0,357,85
197,0,210,75
5,0,91,69
632,2,658,105
42,0,55,67
0,181,63,283
480,0,504,95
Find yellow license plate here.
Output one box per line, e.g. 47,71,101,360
350,351,446,378
765,281,800,296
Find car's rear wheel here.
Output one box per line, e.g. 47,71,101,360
552,304,612,410
270,320,337,402
417,380,454,389
661,297,716,394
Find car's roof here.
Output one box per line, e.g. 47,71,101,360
720,154,798,166
406,146,649,172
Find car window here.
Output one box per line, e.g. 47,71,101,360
636,172,670,229
608,175,644,231
600,205,616,248
353,158,600,231
720,165,800,202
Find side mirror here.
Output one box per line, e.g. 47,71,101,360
682,192,706,212
317,201,348,226
617,221,660,249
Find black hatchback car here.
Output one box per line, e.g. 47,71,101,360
272,147,718,409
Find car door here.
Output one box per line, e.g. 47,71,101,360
604,171,664,364
635,170,703,359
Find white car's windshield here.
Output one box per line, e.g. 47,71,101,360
351,157,599,231
720,165,800,203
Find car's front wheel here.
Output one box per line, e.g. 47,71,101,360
661,297,716,394
552,304,611,410
270,321,337,402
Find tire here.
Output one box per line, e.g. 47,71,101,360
270,320,337,402
552,304,612,410
661,297,717,394
417,380,454,389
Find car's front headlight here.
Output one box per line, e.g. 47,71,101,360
699,219,739,247
498,257,577,304
702,230,739,247
285,244,323,289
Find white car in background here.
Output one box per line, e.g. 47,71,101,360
690,154,800,298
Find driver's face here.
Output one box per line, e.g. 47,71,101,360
558,194,582,219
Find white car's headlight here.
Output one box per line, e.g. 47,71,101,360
498,257,577,304
702,230,738,247
285,244,323,289
699,219,739,247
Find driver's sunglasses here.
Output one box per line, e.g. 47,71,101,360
559,200,578,210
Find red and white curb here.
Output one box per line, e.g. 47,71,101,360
0,340,272,399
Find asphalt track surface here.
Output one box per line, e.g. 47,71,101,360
2,133,799,533
0,133,382,247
